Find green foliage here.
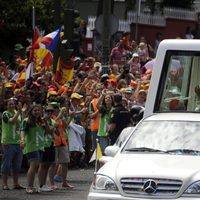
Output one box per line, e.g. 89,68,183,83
125,0,136,19
0,0,67,56
145,0,156,14
161,0,195,9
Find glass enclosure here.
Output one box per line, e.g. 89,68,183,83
123,121,200,152
155,50,200,112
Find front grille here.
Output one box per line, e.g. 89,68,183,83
120,178,182,196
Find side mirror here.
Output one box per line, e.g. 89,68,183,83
104,145,120,157
99,156,113,166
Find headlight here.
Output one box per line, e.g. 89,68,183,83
93,174,118,191
185,181,200,194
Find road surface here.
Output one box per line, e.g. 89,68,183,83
0,167,94,200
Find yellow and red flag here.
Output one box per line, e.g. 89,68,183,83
55,57,74,84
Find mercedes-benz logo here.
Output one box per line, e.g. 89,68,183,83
143,179,157,194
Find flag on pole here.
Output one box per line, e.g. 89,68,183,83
95,139,103,172
89,149,96,164
41,51,53,67
89,139,103,172
16,68,26,85
55,57,74,84
25,62,34,80
33,27,41,44
29,27,42,60
31,27,54,69
97,142,102,160
16,62,34,84
34,48,53,69
33,28,61,53
89,140,103,163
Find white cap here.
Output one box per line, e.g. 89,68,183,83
132,53,139,58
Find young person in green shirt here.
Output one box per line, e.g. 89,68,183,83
97,90,114,154
20,104,46,194
38,104,57,192
1,98,24,190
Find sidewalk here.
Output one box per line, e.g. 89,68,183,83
0,167,94,200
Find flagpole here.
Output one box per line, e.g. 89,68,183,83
135,0,141,41
94,138,98,173
31,5,35,62
29,4,35,82
32,6,35,31
94,137,103,173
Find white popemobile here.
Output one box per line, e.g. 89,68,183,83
88,39,200,200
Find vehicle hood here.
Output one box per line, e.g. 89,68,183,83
99,153,200,180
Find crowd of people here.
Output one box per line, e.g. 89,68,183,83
0,32,154,194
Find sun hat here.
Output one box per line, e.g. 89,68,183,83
132,53,139,58
107,78,117,88
120,88,126,93
74,57,81,61
14,43,24,51
4,82,14,88
48,85,57,91
138,89,146,95
57,84,69,95
71,93,83,99
130,81,138,87
94,62,101,68
101,74,109,82
125,87,132,94
47,90,58,98
49,102,60,109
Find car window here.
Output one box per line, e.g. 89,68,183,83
154,51,200,113
115,127,134,147
123,121,200,152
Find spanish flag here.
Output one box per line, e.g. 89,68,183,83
31,27,53,70
34,48,53,70
55,57,74,84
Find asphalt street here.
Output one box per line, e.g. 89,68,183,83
0,167,94,200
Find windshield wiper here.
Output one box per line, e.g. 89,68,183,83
166,149,200,155
125,147,167,153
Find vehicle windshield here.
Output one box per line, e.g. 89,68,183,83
123,120,200,153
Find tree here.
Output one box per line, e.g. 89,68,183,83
161,0,195,9
125,0,137,18
145,0,156,15
0,0,66,58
